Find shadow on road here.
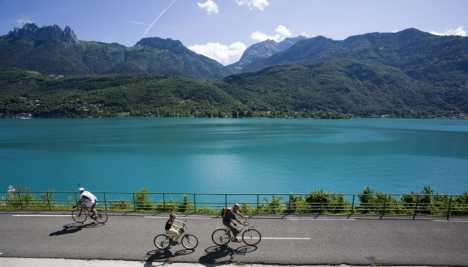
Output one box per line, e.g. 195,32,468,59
198,245,257,265
49,222,103,236
144,248,195,266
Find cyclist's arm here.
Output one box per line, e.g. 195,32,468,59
232,218,243,225
172,220,185,229
173,219,185,225
75,198,84,207
234,212,248,223
237,211,248,219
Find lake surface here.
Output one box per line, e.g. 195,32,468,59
0,118,467,194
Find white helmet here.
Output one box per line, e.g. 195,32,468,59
79,187,85,192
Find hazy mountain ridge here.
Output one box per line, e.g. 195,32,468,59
241,28,468,85
227,36,306,73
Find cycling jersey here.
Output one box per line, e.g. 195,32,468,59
165,220,172,231
80,191,97,203
222,210,236,225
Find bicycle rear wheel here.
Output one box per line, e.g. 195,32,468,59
211,228,230,246
71,208,87,223
181,234,198,250
242,228,261,246
94,212,109,224
154,234,171,250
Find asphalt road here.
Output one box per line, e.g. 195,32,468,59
0,213,467,265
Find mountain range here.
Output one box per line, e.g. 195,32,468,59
226,36,306,73
0,23,226,79
0,24,467,118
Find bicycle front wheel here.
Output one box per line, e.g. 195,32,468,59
181,234,198,250
242,228,261,246
211,228,230,246
71,208,87,223
154,234,171,250
95,212,109,224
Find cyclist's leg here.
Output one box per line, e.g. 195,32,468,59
228,223,240,241
90,202,97,219
167,228,179,241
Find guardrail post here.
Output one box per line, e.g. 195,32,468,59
413,195,419,220
193,193,197,214
224,194,227,208
446,196,452,220
103,192,108,211
47,192,52,211
162,193,166,212
18,191,23,210
256,194,260,215
351,194,355,215
381,198,387,218
132,193,136,211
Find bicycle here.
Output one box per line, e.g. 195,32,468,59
211,219,261,246
153,221,199,250
71,203,109,224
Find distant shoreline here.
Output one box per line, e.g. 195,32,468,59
1,114,467,120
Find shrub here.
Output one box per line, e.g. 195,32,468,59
134,188,153,211
110,200,131,210
258,196,285,214
240,203,256,215
6,188,35,209
305,190,349,213
452,192,468,216
287,195,309,214
359,187,399,214
178,194,192,212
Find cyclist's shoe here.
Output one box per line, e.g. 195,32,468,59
231,237,241,242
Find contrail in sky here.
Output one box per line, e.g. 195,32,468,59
129,20,150,26
142,0,178,38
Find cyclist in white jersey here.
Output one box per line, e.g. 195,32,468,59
79,187,98,218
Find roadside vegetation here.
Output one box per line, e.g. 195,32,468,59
1,186,467,217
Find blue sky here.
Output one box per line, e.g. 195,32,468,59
1,0,467,65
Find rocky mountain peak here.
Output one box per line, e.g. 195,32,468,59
135,37,186,53
8,23,78,43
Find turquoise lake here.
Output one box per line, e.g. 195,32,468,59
0,118,467,194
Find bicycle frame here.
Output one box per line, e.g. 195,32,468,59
167,221,186,240
225,220,253,235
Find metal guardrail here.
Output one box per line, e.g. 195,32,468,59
0,191,467,219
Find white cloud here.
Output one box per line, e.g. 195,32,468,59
236,0,269,11
430,26,466,37
197,0,219,14
250,24,292,42
275,25,291,37
189,42,247,65
16,17,33,27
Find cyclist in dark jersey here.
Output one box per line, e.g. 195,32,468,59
165,213,182,242
222,204,244,242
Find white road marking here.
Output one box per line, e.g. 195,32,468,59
433,219,468,223
285,217,355,221
12,214,71,217
144,216,207,220
260,237,311,240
